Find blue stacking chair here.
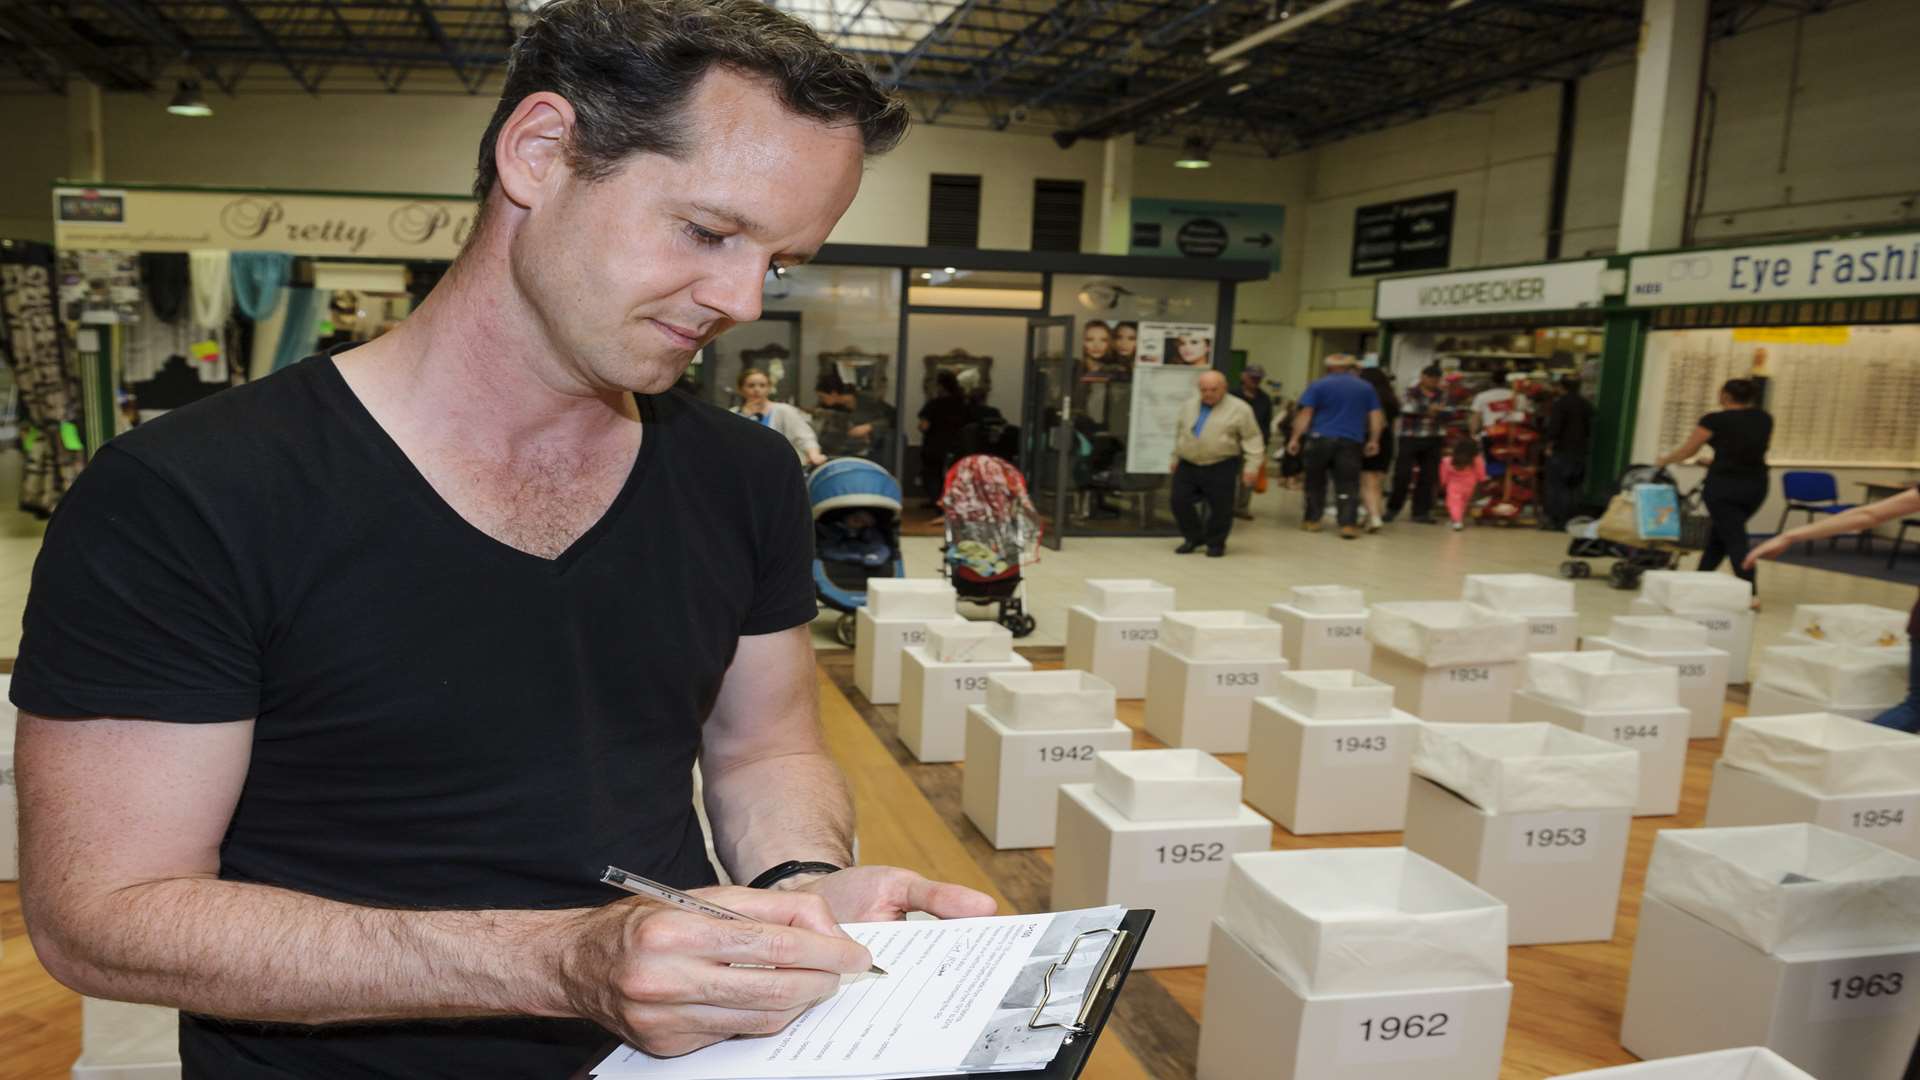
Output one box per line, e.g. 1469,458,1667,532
1775,471,1860,555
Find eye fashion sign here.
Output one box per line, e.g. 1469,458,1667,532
1628,232,1920,306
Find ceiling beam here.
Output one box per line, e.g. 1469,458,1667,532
218,0,321,92
0,2,153,91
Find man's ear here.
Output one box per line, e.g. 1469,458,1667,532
492,91,577,212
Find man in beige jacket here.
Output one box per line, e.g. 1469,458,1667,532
1170,370,1265,556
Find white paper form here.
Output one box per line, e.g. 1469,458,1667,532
591,906,1127,1079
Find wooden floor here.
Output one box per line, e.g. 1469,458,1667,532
0,651,1821,1080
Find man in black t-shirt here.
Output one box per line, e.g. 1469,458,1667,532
11,3,993,1078
1540,375,1595,530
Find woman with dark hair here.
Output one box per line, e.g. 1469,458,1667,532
918,369,972,507
1656,377,1773,599
1357,363,1401,532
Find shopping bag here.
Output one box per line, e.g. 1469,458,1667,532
1632,483,1681,541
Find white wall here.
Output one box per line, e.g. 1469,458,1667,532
1,93,69,242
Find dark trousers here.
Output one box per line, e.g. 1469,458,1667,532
1697,475,1768,589
1387,435,1443,519
1303,436,1363,527
1172,458,1239,548
1543,454,1586,528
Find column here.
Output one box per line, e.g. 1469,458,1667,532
66,75,104,182
1616,0,1708,253
1097,135,1134,255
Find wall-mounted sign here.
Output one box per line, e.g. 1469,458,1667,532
1129,198,1284,270
1374,259,1608,320
1351,191,1455,277
52,185,477,260
1627,232,1920,306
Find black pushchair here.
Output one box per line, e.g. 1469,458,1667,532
939,453,1041,637
1559,465,1709,589
808,458,905,646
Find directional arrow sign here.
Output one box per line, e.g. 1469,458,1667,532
1129,198,1284,270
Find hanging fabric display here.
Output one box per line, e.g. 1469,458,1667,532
230,252,292,321
272,287,324,373
0,240,89,516
189,249,233,331
139,252,190,324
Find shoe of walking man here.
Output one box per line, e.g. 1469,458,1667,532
1287,353,1384,540
1171,370,1264,557
1386,364,1454,525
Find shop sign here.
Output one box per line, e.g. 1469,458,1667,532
52,185,476,260
1628,232,1920,306
1129,198,1284,270
1374,259,1607,320
1350,191,1455,277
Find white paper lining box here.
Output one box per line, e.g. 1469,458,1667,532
1722,713,1920,797
1510,691,1691,816
1159,610,1285,661
1,673,16,881
896,645,1032,763
852,608,965,705
1404,724,1638,944
1551,1047,1816,1079
1369,646,1520,724
1268,590,1372,674
1747,682,1891,723
1051,767,1269,968
1609,615,1710,651
1582,632,1730,740
1755,645,1905,709
1063,607,1159,700
1640,569,1754,613
924,621,1013,664
1083,578,1177,618
1143,640,1288,754
73,999,181,1080
960,706,1132,849
863,577,958,620
1462,574,1580,653
1092,748,1243,821
1525,651,1680,712
1265,669,1397,720
1629,597,1757,684
1367,602,1529,666
1198,849,1511,1080
1793,603,1909,650
1245,683,1423,834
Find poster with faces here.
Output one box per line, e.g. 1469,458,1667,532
1136,321,1217,367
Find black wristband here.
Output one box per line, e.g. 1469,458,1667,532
748,860,843,890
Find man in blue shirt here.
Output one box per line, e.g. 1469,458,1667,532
1286,353,1384,539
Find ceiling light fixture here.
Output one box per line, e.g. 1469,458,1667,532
166,79,212,117
1173,138,1212,170
1227,82,1252,96
1209,0,1367,65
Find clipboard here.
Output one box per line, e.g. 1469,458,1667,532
566,908,1154,1080
920,906,1155,1080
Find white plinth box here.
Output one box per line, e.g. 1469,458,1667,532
1144,644,1288,753
1509,691,1689,817
1196,924,1512,1080
1747,683,1889,722
1621,895,1920,1080
1051,783,1269,968
1630,596,1757,684
1063,607,1160,699
1705,761,1920,858
1550,1047,1816,1079
1269,602,1373,673
960,708,1132,850
853,609,964,706
1245,695,1422,834
1462,574,1580,653
73,999,181,1080
1369,646,1520,723
1584,634,1730,740
897,648,1032,763
1403,777,1632,945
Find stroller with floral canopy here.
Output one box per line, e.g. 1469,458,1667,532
939,453,1041,637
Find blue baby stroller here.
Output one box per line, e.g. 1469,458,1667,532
809,457,906,646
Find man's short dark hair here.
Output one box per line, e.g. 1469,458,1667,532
1559,374,1582,392
1722,378,1759,405
1421,365,1444,378
473,0,909,208
816,372,851,395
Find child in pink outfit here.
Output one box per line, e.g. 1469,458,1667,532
1438,438,1488,530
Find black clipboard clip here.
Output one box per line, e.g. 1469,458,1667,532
1025,926,1132,1045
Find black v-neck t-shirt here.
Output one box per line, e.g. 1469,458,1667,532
12,353,819,1078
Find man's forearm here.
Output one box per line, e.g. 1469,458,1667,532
703,751,855,884
33,876,581,1025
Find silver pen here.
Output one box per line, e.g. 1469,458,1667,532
600,865,888,976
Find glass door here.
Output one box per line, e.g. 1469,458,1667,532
1021,316,1073,551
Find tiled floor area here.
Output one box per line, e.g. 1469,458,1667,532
806,487,1915,654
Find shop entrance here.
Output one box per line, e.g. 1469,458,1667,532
1021,316,1073,552
901,310,1033,531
